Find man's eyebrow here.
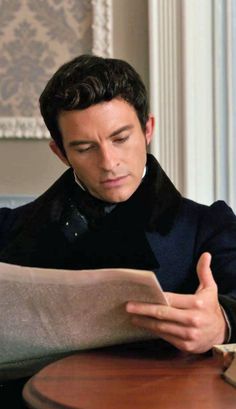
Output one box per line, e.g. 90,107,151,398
109,124,134,138
68,140,92,147
67,125,134,147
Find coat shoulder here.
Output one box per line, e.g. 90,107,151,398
179,198,236,226
0,168,73,249
0,202,34,248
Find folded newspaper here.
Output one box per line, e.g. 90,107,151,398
0,262,168,380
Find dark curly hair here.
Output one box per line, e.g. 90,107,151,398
39,54,149,154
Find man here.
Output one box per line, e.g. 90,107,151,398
0,54,236,360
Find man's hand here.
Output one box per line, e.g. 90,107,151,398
126,252,228,353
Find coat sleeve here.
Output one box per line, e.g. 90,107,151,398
196,200,236,342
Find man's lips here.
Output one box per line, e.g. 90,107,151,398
100,175,128,187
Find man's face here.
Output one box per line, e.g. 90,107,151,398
53,98,154,203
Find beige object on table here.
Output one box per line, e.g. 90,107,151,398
213,343,236,387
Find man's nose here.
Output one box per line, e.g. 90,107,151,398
99,146,119,171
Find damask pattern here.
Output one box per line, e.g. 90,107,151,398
0,0,92,137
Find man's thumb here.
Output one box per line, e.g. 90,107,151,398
196,252,215,292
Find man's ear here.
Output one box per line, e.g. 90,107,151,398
49,140,70,166
145,114,155,146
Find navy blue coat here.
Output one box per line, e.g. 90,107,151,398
1,155,236,342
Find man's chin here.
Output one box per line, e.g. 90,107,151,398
101,190,135,204
88,184,138,203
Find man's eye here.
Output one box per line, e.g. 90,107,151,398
114,135,129,143
76,145,94,153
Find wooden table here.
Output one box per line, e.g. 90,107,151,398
22,341,236,409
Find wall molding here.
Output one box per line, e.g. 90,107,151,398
148,0,217,205
91,0,113,57
0,117,50,139
182,0,214,204
212,0,236,210
148,0,184,192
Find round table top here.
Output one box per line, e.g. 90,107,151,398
23,341,236,409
